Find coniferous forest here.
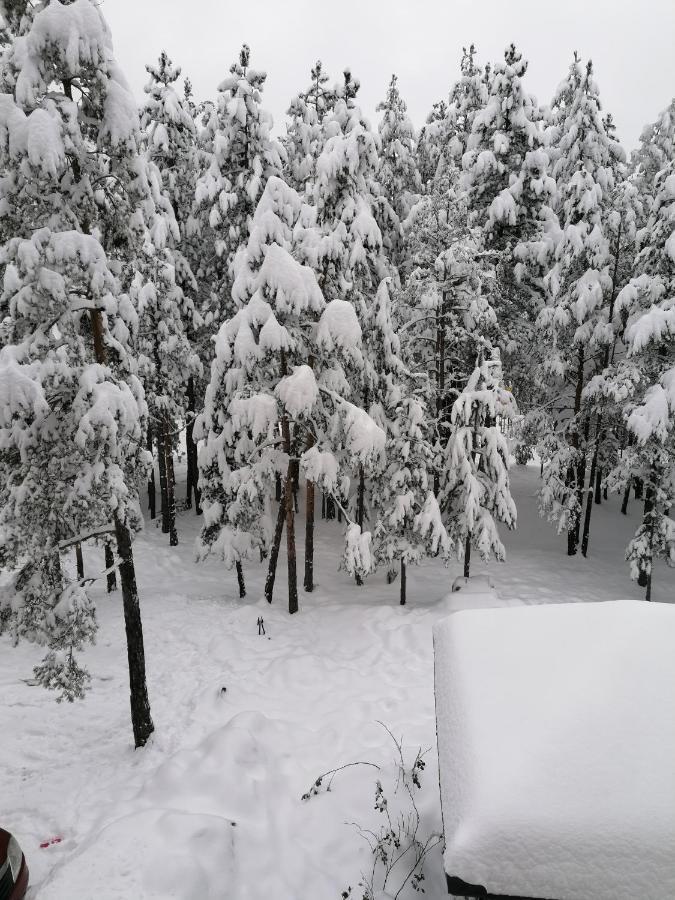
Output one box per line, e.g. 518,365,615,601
0,3,674,899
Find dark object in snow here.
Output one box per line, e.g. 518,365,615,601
0,828,29,899
220,686,227,695
446,874,553,899
257,616,266,635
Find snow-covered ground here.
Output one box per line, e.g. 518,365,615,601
2,462,673,899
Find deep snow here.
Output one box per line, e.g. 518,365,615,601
1,462,673,899
435,601,675,900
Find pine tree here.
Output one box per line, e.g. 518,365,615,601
609,155,675,597
141,51,203,534
283,59,335,197
376,74,420,235
439,351,517,577
196,175,385,610
0,0,155,745
526,57,625,555
192,44,285,328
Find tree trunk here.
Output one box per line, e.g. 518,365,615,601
594,464,603,505
89,305,152,748
147,425,156,519
326,494,335,520
265,479,287,604
634,478,644,500
567,349,586,556
185,375,201,515
463,535,471,579
275,472,282,502
621,480,631,515
157,424,169,534
355,464,365,587
400,559,407,606
321,491,326,520
235,561,246,598
581,429,601,558
75,543,84,581
163,416,178,546
304,476,315,592
114,515,154,749
638,480,655,596
105,541,117,592
573,415,590,549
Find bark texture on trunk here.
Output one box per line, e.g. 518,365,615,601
104,541,117,592
265,475,288,604
163,416,178,546
355,464,365,587
400,559,407,606
115,515,154,748
157,424,169,534
185,376,202,515
463,535,471,579
304,477,315,592
75,543,84,581
236,561,246,598
147,425,156,520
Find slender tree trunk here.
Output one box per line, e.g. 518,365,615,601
567,349,586,556
185,375,201,515
163,416,178,546
634,478,644,500
75,543,84,581
280,350,298,614
304,475,315,592
105,541,117,593
265,476,287,604
146,424,156,520
157,425,169,534
321,491,326,519
638,478,656,596
400,559,407,606
594,464,603,504
326,494,335,520
114,515,154,748
463,535,471,579
90,305,153,748
574,415,591,549
621,479,631,515
355,464,365,587
235,561,246,598
275,472,282,502
581,420,601,557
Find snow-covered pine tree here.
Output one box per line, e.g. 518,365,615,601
304,71,392,547
196,175,384,609
283,59,335,197
440,350,517,577
376,74,420,251
369,283,451,603
608,153,675,598
630,97,675,217
0,0,156,745
141,51,203,536
192,44,285,329
526,57,625,556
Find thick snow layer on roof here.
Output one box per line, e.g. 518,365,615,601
434,600,675,900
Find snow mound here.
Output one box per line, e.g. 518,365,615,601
41,712,287,899
434,600,675,900
41,809,235,900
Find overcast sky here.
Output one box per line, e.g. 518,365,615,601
103,0,674,152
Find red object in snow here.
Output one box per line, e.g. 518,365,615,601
39,837,62,849
0,827,29,900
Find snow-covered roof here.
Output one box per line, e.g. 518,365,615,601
434,600,675,900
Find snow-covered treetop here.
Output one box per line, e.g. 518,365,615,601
376,73,420,224
0,0,156,255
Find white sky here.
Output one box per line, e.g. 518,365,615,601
103,0,675,151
